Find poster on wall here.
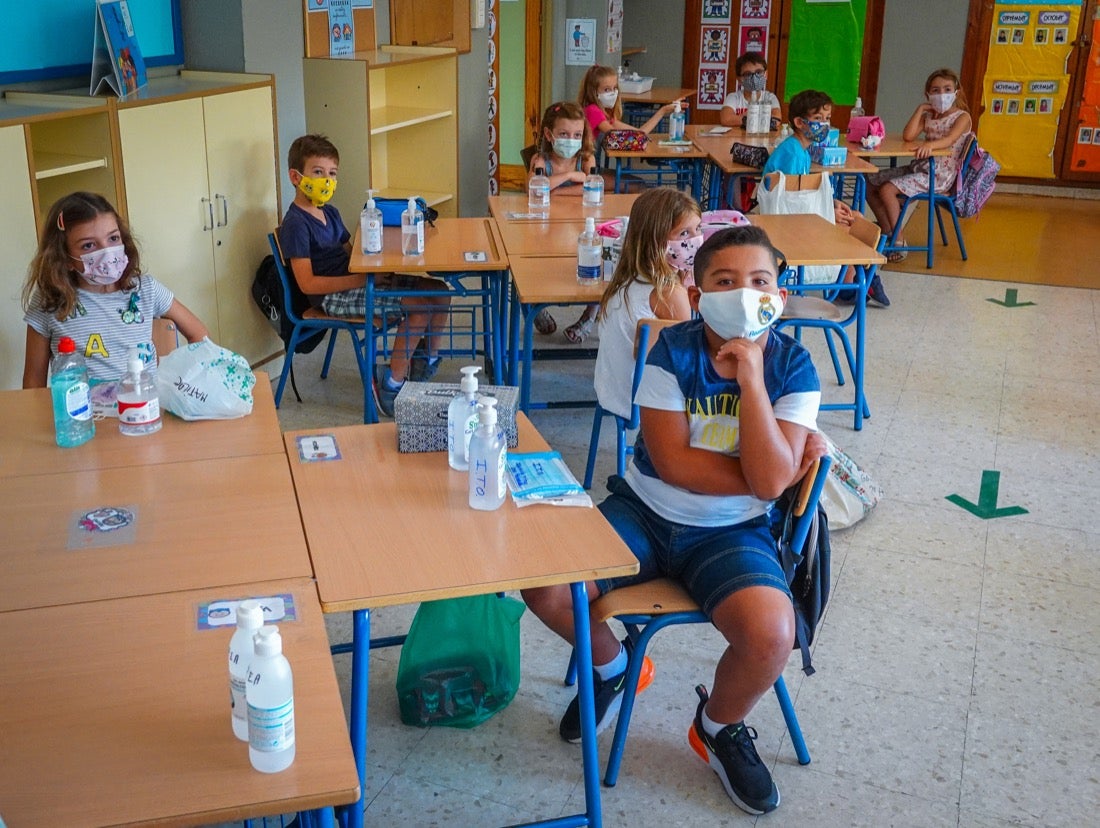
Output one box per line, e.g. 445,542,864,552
607,0,623,55
565,18,596,66
1067,17,1100,172
327,0,354,56
701,26,731,65
703,1,732,23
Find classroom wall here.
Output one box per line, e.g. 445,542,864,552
621,0,685,88
550,1,619,103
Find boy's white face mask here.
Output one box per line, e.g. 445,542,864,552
697,287,784,340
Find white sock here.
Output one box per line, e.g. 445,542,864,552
701,705,738,739
594,643,627,681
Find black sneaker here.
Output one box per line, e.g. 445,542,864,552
558,665,628,744
408,351,442,382
688,684,779,815
372,364,400,418
867,273,891,308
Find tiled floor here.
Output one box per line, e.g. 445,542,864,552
264,202,1100,826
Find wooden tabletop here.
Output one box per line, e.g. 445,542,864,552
0,372,283,479
509,256,609,305
348,217,507,273
0,577,360,826
620,86,697,105
698,131,878,175
489,192,639,222
495,218,591,258
848,133,953,158
286,415,639,614
752,214,887,267
0,452,313,612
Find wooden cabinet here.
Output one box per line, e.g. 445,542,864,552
303,47,458,223
115,72,282,366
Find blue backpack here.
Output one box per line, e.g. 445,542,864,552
955,137,1001,218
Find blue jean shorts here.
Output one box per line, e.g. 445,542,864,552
595,475,790,618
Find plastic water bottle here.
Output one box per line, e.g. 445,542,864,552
361,188,383,254
669,100,686,141
577,216,602,287
582,167,604,206
851,97,865,118
468,397,506,511
528,167,550,216
117,347,161,436
447,365,481,471
247,625,295,773
228,599,264,742
50,336,94,448
401,197,425,256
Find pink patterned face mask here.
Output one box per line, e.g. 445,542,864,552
72,245,128,285
665,233,704,271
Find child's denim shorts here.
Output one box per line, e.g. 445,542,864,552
595,475,790,618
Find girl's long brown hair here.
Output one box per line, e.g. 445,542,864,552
924,67,969,113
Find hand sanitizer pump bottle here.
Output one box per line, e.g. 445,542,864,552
229,599,264,741
669,100,686,141
401,197,425,255
361,188,383,254
117,347,161,436
468,398,506,511
448,365,481,471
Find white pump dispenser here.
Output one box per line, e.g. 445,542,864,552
361,188,383,254
448,365,481,470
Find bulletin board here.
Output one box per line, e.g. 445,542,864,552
1067,17,1100,173
978,0,1081,178
784,0,866,104
0,0,182,85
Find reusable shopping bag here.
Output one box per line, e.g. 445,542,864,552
819,434,884,529
396,594,525,728
155,337,255,420
755,171,839,285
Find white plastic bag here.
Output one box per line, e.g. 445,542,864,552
819,435,883,530
156,337,255,420
755,171,840,285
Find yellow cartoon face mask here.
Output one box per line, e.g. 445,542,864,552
296,174,337,207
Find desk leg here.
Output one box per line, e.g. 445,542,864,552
614,159,623,194
925,157,936,269
691,158,703,204
570,581,603,828
508,279,520,387
521,303,537,413
344,609,370,828
854,265,868,431
364,277,379,425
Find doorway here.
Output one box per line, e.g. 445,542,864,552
497,0,545,192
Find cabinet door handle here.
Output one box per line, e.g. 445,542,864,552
201,197,213,231
215,193,229,227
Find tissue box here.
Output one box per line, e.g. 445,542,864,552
619,75,655,94
809,145,849,167
394,381,520,453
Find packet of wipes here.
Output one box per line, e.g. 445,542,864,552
505,451,593,508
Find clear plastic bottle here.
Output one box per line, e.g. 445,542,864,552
117,347,162,436
468,397,506,511
246,625,296,773
400,197,425,256
669,100,686,141
228,599,264,742
528,167,550,217
582,167,604,207
361,188,383,254
50,336,94,448
850,97,865,118
577,216,602,287
447,365,481,471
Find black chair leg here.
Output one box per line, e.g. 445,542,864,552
289,363,303,403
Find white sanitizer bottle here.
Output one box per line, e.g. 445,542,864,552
361,188,383,254
246,625,295,773
468,397,506,511
448,365,481,471
117,347,162,436
228,599,264,741
401,197,425,256
577,216,602,286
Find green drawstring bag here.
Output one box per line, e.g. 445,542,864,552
396,594,525,728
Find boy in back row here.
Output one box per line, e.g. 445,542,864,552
279,134,451,416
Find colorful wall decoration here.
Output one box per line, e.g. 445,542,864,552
1067,16,1100,173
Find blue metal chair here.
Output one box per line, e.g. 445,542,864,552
566,457,831,787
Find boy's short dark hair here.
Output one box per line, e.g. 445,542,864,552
288,134,340,171
735,52,768,75
788,90,833,123
694,226,785,285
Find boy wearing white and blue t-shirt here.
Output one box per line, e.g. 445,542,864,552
523,226,825,816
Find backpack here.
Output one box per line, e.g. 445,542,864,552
774,485,832,676
955,137,1001,218
250,254,326,354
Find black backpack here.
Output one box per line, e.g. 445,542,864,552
774,485,831,676
251,254,326,354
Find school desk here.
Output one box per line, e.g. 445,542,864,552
0,371,283,479
493,217,591,258
488,192,639,223
850,135,954,269
347,217,509,422
603,134,708,201
619,86,697,106
284,416,639,828
0,577,359,827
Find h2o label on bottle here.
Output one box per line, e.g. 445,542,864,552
248,698,295,752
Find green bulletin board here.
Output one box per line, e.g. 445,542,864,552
783,0,866,105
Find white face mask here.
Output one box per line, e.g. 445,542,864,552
553,137,582,159
72,245,128,285
928,91,957,114
697,287,784,341
597,90,619,109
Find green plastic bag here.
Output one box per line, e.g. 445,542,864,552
396,594,525,728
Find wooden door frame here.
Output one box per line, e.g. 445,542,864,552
499,0,543,192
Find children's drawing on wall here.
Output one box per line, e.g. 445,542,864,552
566,18,596,65
702,26,730,64
698,68,727,107
739,25,767,54
741,0,770,19
703,0,732,24
607,0,623,54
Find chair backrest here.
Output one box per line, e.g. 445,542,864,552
627,318,680,430
847,214,882,253
268,230,306,328
520,144,538,173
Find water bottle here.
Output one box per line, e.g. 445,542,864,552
582,167,604,206
850,97,865,118
669,100,686,141
228,599,264,742
447,365,481,471
468,398,506,511
401,197,425,256
577,216,602,287
117,347,161,436
50,336,94,448
247,625,295,773
361,188,383,254
528,167,550,217
746,92,767,135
